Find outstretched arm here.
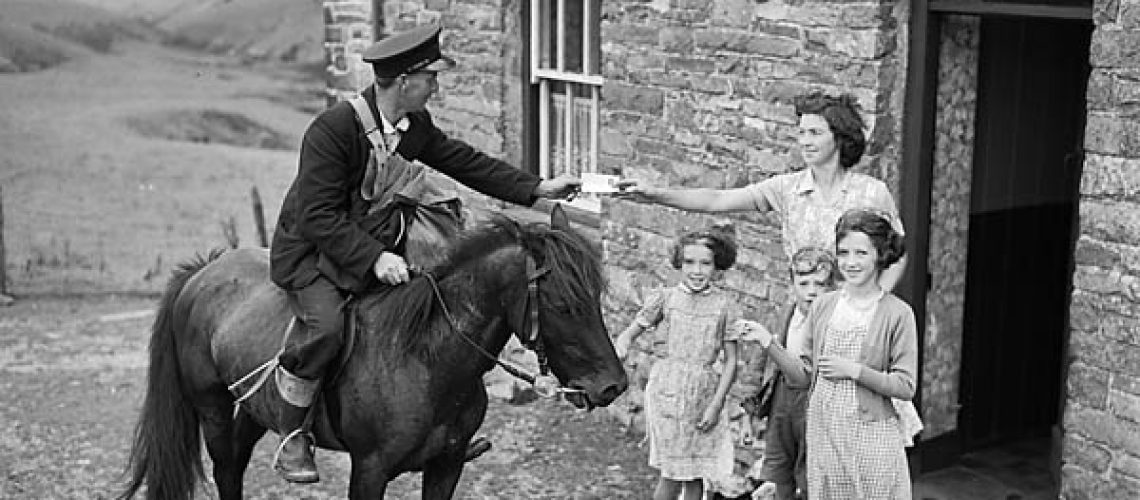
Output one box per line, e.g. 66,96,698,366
742,321,812,387
615,179,768,213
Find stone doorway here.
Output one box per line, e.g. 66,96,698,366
915,12,1092,499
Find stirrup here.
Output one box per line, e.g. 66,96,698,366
273,428,318,482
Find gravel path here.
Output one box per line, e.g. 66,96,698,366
0,295,657,499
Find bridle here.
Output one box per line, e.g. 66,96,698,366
421,253,584,398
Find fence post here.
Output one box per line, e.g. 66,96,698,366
0,185,9,303
251,186,268,248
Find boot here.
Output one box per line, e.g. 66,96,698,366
272,366,320,484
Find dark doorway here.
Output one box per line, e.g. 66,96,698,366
959,14,1091,458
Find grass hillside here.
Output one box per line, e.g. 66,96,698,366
0,21,86,72
156,0,324,64
0,0,161,72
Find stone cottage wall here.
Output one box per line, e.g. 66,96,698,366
1061,1,1140,498
599,0,909,427
922,14,979,440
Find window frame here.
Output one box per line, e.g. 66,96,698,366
523,0,604,213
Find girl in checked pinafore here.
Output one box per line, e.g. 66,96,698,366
615,226,742,500
746,209,920,500
791,209,918,499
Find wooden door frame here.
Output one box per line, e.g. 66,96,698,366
900,0,1092,473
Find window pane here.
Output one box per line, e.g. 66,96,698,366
543,81,597,178
562,1,584,73
538,0,585,72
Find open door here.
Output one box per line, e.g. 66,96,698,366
959,16,1090,456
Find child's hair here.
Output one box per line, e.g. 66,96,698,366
794,90,866,170
670,224,738,271
835,208,905,269
789,246,839,285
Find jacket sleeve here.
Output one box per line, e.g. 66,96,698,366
294,114,386,280
855,301,918,400
410,111,542,205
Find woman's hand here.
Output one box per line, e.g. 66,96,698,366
817,355,862,380
696,403,722,432
613,178,659,202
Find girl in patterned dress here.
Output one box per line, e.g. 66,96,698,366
615,227,742,500
748,209,918,499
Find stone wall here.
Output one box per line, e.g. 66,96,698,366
322,0,375,104
922,14,978,440
600,0,909,421
1061,1,1140,498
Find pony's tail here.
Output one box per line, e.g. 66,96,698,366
118,249,223,500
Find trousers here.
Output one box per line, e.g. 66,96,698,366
279,275,346,381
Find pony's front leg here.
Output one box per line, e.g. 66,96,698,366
348,452,391,500
421,452,466,500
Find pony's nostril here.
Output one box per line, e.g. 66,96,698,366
600,382,626,403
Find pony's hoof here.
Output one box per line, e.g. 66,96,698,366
464,437,492,462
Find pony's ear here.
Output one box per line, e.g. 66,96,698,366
551,203,570,230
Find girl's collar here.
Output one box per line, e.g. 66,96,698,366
679,282,713,295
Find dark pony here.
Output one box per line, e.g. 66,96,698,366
118,207,626,500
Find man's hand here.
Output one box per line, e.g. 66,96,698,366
373,251,410,286
534,174,582,200
613,178,659,202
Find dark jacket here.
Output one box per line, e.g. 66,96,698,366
760,303,811,390
270,86,541,291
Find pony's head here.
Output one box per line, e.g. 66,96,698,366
503,205,628,409
377,205,627,409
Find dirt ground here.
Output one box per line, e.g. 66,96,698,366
0,295,658,499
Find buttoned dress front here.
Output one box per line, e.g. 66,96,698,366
745,169,904,259
636,284,741,482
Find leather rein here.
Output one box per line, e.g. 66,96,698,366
419,254,584,398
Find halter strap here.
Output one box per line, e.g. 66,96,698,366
421,254,578,397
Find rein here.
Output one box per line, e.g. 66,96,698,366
420,255,584,398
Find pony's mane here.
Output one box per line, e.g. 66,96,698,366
361,215,605,362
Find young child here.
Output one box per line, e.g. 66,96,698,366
745,247,839,500
751,208,918,499
615,227,742,500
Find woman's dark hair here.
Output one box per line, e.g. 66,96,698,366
670,223,738,271
794,90,867,170
835,208,905,270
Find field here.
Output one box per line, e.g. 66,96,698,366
0,1,659,498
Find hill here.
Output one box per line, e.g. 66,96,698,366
156,0,324,64
0,0,161,72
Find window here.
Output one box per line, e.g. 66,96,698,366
528,0,603,211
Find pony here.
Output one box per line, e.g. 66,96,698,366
118,207,628,499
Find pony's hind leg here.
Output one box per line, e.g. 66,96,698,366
203,406,267,500
348,452,391,500
421,453,466,500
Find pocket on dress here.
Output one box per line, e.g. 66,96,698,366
648,385,682,420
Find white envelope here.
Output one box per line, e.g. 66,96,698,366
579,173,620,194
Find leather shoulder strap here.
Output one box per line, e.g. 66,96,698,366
348,95,386,152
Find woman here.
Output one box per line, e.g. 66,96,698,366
616,90,907,290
